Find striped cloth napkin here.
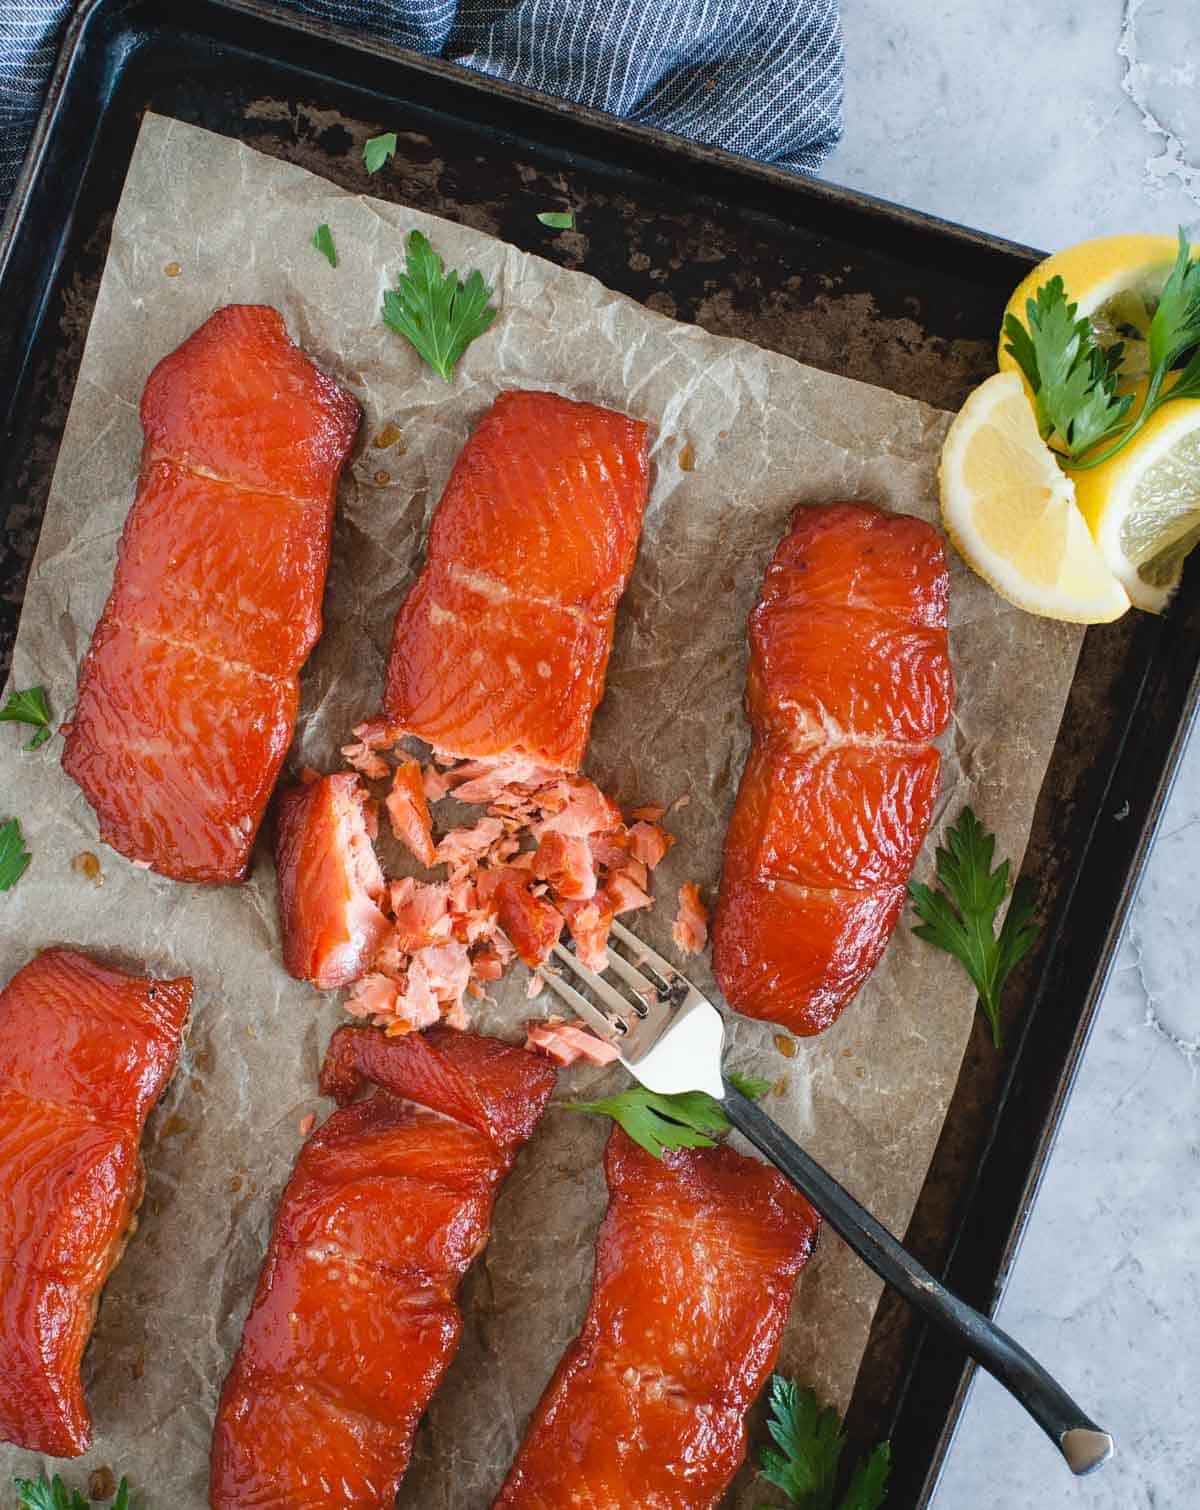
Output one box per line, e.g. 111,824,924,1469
0,0,843,209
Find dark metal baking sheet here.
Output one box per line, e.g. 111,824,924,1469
2,1,1197,1502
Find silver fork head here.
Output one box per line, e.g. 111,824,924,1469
538,917,726,1099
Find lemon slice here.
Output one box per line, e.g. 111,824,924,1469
1072,396,1200,612
939,372,1130,623
998,233,1183,383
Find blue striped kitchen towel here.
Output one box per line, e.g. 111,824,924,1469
0,0,843,210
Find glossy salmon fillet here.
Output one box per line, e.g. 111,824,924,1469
713,501,952,1034
62,306,360,883
210,1026,556,1508
384,390,650,770
493,1129,818,1509
273,772,389,989
0,948,191,1456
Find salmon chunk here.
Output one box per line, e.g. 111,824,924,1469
0,948,191,1456
62,306,360,883
384,390,649,770
273,772,390,990
493,1129,818,1508
210,1026,556,1506
713,502,952,1034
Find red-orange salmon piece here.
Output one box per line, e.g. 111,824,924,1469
112,460,331,672
140,304,359,503
384,390,649,770
714,502,951,1036
713,879,907,1033
722,742,941,892
273,773,389,990
673,880,710,955
496,874,564,968
63,306,360,884
386,759,436,867
64,618,298,884
385,570,613,772
493,1129,818,1509
0,949,191,1457
210,1027,556,1508
422,390,647,606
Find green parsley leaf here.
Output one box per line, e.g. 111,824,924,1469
562,1075,767,1160
754,1376,891,1510
840,1443,891,1510
13,1474,130,1509
1004,228,1200,472
382,230,498,383
727,1069,774,1099
0,685,52,749
907,807,1039,1049
362,131,398,174
1149,227,1200,375
536,210,576,230
1001,277,1133,460
0,818,31,892
757,1376,844,1508
562,1086,728,1159
311,223,338,268
13,1475,88,1510
1160,342,1200,404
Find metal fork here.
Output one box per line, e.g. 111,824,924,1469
538,918,1114,1478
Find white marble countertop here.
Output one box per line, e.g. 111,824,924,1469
825,1,1198,1504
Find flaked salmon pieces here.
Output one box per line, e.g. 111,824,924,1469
713,500,953,1034
209,1026,556,1508
493,1128,818,1509
384,389,650,771
0,947,191,1456
62,305,360,883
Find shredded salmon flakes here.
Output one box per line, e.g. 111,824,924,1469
525,1016,620,1067
319,727,680,1036
673,881,710,955
629,802,667,823
341,741,390,780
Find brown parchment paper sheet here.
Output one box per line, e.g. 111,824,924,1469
0,114,1084,1505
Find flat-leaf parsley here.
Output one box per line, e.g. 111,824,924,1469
382,230,498,383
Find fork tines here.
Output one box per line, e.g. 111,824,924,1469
538,918,685,1046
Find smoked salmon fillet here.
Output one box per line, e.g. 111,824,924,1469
273,772,389,989
209,1025,556,1508
383,390,650,771
62,306,360,883
712,501,952,1035
493,1128,818,1509
0,947,191,1456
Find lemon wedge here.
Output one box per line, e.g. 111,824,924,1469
1072,394,1200,612
998,233,1183,384
939,372,1130,623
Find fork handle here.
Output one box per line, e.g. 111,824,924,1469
721,1083,1113,1476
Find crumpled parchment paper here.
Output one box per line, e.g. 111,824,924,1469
0,114,1085,1506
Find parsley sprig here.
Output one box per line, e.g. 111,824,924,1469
1003,228,1200,469
0,685,52,749
907,808,1039,1049
311,224,337,268
14,1474,129,1510
756,1376,891,1510
362,131,397,175
563,1071,771,1159
382,230,499,383
0,817,31,892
